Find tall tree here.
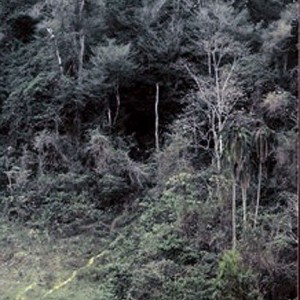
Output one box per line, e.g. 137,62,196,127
182,2,253,205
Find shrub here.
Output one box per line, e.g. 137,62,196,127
212,250,262,300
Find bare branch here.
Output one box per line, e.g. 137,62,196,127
221,58,237,100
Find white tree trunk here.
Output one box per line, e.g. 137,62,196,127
78,32,85,84
77,0,85,84
254,161,262,228
113,86,121,125
107,106,112,127
47,28,63,74
155,83,160,152
242,185,247,226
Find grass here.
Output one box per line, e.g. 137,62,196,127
0,220,109,300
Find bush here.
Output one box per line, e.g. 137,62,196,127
212,250,262,300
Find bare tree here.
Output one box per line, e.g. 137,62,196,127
183,2,251,248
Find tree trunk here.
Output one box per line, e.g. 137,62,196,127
211,111,223,203
77,0,85,84
241,185,247,226
155,83,160,152
232,176,237,250
208,52,211,76
78,31,85,84
113,86,120,125
193,115,198,155
107,106,112,127
254,161,262,228
79,0,85,18
47,28,63,74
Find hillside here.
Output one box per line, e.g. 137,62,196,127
0,1,297,299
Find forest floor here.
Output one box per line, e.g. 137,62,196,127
0,220,107,300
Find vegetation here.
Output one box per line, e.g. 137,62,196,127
0,0,297,299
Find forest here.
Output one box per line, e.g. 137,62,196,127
0,0,298,299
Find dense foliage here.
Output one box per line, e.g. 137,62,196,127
0,0,297,299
